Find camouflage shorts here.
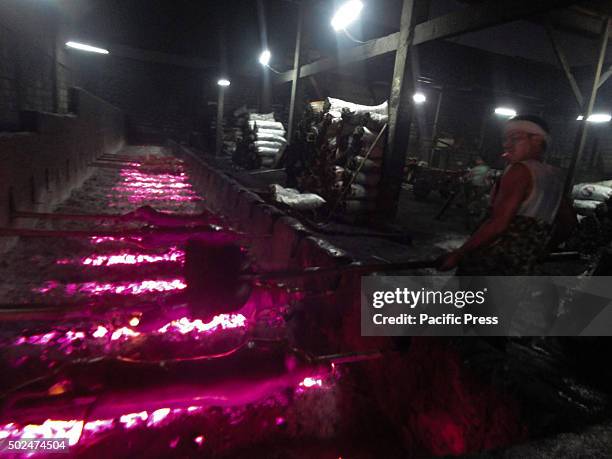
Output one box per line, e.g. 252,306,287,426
457,215,552,276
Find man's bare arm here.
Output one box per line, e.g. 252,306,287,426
458,164,530,253
438,164,530,270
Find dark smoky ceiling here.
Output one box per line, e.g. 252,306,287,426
55,0,612,79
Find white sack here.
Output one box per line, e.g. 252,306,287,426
249,120,286,131
255,133,287,144
248,112,275,121
270,184,326,210
255,140,284,150
573,199,607,216
256,147,280,157
327,97,388,116
572,183,612,202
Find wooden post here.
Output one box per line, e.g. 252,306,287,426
287,1,304,144
428,87,443,165
378,0,418,218
564,18,610,193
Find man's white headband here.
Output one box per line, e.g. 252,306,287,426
504,120,549,140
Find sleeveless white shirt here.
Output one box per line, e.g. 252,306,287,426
515,159,564,225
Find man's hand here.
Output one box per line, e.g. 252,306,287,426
437,250,464,271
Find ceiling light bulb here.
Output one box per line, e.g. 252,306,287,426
331,0,364,31
413,92,426,104
259,50,271,66
582,113,611,123
66,41,109,54
494,107,517,117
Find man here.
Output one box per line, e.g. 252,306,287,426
438,115,576,275
466,157,491,189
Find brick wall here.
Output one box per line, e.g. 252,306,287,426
0,0,227,144
0,0,71,131
0,88,125,253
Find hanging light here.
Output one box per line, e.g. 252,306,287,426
413,92,426,104
217,79,231,87
577,113,611,123
66,41,109,54
494,107,517,117
259,50,271,66
331,0,364,31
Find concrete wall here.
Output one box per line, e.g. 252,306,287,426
0,88,125,252
0,0,72,131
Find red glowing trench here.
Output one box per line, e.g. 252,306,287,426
106,165,202,205
0,372,333,452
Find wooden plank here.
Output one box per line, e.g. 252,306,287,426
275,32,400,83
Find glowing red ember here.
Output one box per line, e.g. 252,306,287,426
35,279,187,296
56,247,184,267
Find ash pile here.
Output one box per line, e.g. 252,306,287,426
286,97,388,219
232,110,287,170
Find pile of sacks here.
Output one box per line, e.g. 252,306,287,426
247,114,287,168
232,110,287,169
567,181,612,254
296,97,388,215
572,182,612,216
